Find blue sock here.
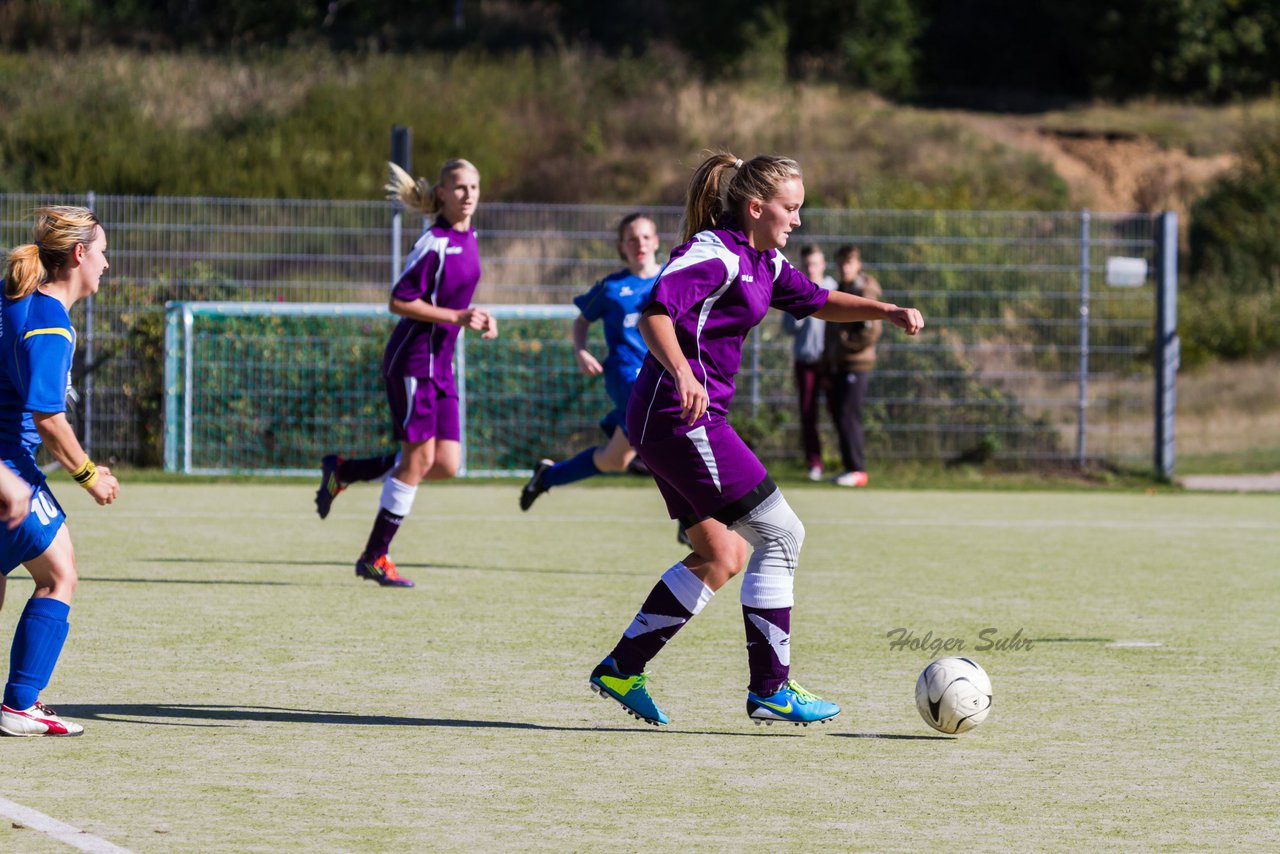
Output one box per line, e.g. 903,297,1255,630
5,597,71,710
541,447,601,488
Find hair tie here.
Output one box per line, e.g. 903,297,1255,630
33,240,44,251
734,159,744,169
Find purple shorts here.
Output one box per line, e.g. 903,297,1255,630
635,418,769,524
386,376,461,444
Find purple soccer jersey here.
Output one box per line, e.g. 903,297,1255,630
382,216,482,395
626,218,829,521
628,221,829,444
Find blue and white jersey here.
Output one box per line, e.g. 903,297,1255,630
573,268,659,389
0,288,75,481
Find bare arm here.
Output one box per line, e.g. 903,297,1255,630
814,290,924,335
389,298,493,332
33,411,119,505
638,309,707,425
571,315,603,376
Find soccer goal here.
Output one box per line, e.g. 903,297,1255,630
163,301,610,476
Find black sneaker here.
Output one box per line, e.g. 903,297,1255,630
520,459,553,511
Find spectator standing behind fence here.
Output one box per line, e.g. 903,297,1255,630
780,244,836,481
824,246,882,488
314,159,498,588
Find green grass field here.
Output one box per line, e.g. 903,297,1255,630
0,481,1275,852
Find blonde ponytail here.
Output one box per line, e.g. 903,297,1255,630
4,205,100,300
385,158,480,217
679,152,803,244
680,152,740,243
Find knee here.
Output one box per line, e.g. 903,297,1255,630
428,457,460,480
42,563,77,599
711,537,751,579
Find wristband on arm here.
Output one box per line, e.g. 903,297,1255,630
69,457,100,490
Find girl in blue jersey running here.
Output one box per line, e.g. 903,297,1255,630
0,206,120,737
519,213,662,509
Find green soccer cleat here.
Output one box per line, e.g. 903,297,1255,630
746,679,841,727
589,658,669,726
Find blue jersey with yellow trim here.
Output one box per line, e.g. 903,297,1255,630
0,288,75,469
572,269,658,390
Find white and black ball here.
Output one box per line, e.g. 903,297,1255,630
915,657,992,734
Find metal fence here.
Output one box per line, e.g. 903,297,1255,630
0,193,1174,474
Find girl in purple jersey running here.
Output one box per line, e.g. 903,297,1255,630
589,152,924,727
315,159,497,588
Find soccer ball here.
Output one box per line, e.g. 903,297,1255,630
915,657,992,734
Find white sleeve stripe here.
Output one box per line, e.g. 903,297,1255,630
397,233,449,304
658,232,738,282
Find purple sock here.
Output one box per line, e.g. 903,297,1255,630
743,606,791,696
361,508,403,561
541,447,600,488
339,454,398,484
609,579,696,675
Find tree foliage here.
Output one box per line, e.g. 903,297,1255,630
3,0,1277,102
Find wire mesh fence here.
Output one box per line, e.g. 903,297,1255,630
0,193,1167,473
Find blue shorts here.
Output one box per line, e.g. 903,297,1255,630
600,375,636,439
386,376,461,444
0,479,65,576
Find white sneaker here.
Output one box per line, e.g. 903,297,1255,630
833,471,869,487
807,466,824,482
0,702,84,737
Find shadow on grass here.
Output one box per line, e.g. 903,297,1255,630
140,558,647,577
831,732,956,741
53,704,801,738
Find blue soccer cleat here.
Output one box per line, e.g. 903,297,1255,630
746,679,841,727
315,454,345,519
589,657,668,726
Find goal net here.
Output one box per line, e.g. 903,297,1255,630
163,302,611,476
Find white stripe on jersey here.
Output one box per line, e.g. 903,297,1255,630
664,231,739,389
401,376,418,431
685,424,722,492
399,230,451,304
771,249,790,282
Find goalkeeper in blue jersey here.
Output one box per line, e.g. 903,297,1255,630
519,214,663,510
0,206,120,738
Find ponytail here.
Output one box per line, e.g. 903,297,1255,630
385,158,480,217
4,205,100,300
679,151,803,244
680,152,740,243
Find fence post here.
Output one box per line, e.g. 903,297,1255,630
83,190,95,455
1076,209,1091,466
1154,211,1179,479
390,126,412,284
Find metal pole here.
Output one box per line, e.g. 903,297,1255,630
183,305,194,475
1154,211,1179,479
390,126,412,284
1076,209,1091,466
83,190,95,454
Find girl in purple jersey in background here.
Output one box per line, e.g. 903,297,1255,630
589,152,923,727
315,159,497,588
